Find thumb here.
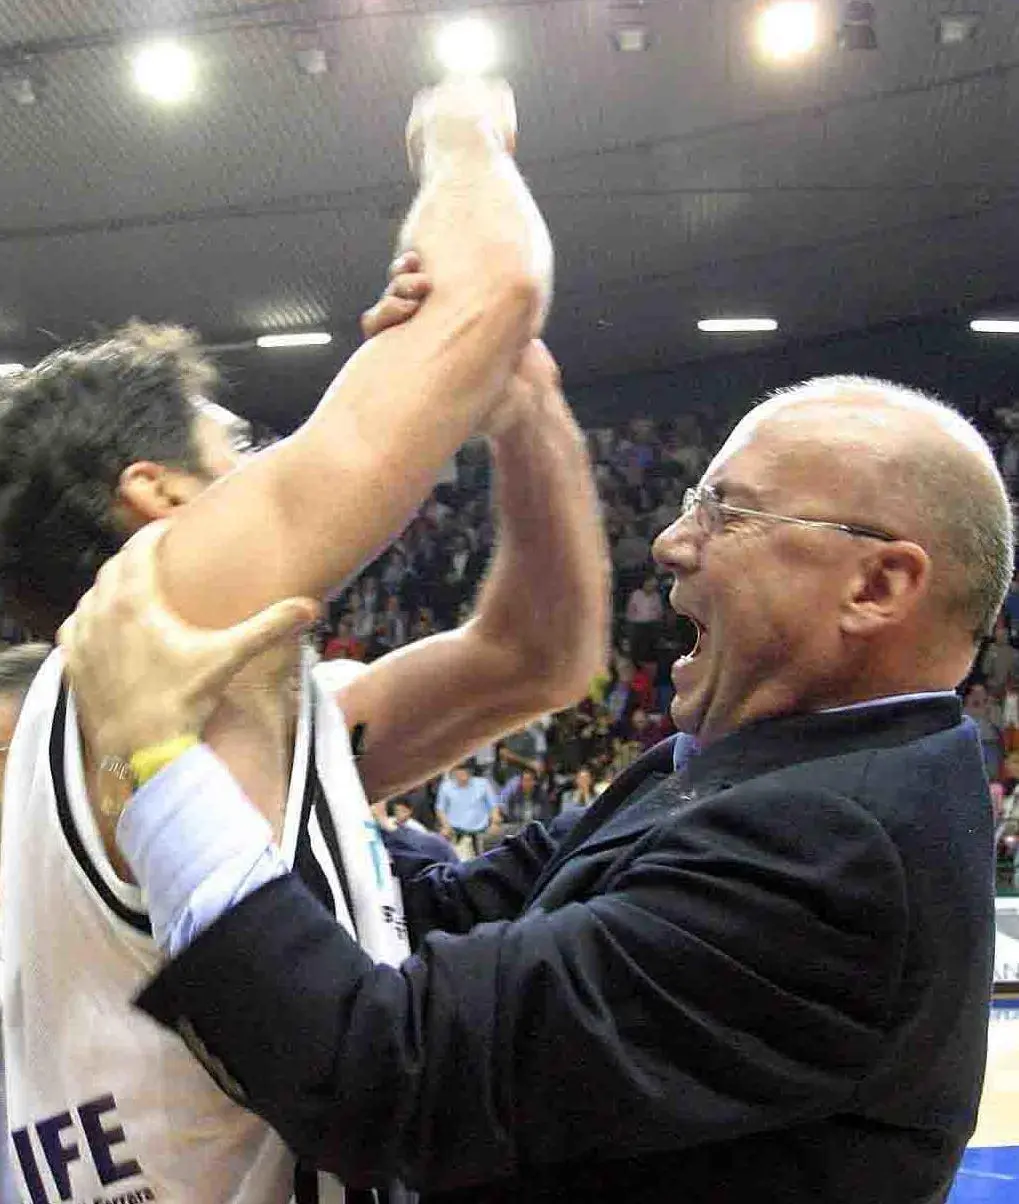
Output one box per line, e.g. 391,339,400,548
207,597,321,681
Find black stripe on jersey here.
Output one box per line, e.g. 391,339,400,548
51,680,152,936
292,724,336,916
292,724,356,923
294,1167,382,1204
292,723,359,1204
314,777,355,925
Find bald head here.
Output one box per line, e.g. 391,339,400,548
746,376,1014,641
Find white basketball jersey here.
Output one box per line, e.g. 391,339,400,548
0,649,407,1204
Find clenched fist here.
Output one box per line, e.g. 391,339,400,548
406,76,517,178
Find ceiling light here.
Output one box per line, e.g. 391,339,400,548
256,332,333,349
435,16,499,76
131,40,197,105
295,46,329,76
937,14,980,45
755,2,820,62
837,1,878,51
970,320,1019,335
1,58,42,107
0,363,25,376
698,318,779,333
611,25,651,52
292,28,331,77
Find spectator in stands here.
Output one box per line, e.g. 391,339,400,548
630,707,669,751
393,799,427,834
435,763,498,857
964,682,1005,779
498,719,547,775
321,615,364,663
604,657,637,731
625,573,664,666
1002,569,1019,638
612,522,650,586
377,595,408,651
349,586,376,643
630,658,658,715
374,798,459,872
497,767,554,829
652,482,684,534
561,766,598,808
978,614,1019,697
409,606,438,641
439,532,482,623
380,548,411,599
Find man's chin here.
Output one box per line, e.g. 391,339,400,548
669,691,705,738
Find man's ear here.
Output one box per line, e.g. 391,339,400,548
115,462,205,528
839,542,931,637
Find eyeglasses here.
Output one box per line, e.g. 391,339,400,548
680,484,900,543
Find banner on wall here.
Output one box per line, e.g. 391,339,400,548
995,896,1019,987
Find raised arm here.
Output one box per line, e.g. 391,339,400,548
159,79,552,627
336,341,610,803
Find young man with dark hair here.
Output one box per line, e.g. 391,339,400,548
0,78,608,1204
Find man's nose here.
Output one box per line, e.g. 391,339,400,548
652,514,701,574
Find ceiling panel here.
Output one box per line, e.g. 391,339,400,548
1,0,1017,430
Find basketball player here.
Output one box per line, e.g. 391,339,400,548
0,78,606,1204
0,644,51,1203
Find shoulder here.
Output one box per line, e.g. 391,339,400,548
646,774,909,923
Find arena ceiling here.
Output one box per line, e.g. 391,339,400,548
1,0,1018,431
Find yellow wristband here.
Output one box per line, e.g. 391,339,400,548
129,735,200,788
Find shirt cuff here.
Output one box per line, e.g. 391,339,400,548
117,745,286,955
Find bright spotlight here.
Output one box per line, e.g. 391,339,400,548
132,40,197,104
698,318,779,333
756,2,820,62
970,319,1019,335
435,16,499,76
256,332,333,349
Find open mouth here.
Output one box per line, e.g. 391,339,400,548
674,613,704,665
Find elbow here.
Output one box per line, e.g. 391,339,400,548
544,647,607,712
495,269,546,345
519,631,608,714
481,244,549,342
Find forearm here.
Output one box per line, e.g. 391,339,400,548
474,387,610,704
160,126,550,628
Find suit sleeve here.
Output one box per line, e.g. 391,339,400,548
385,820,561,943
136,781,908,1193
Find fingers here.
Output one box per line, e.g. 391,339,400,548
387,272,431,302
390,251,422,278
360,274,432,340
361,252,431,339
361,296,421,340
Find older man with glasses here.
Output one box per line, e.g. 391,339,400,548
62,374,1011,1204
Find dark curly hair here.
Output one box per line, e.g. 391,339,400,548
0,322,215,635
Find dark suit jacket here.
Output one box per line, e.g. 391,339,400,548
138,698,995,1203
